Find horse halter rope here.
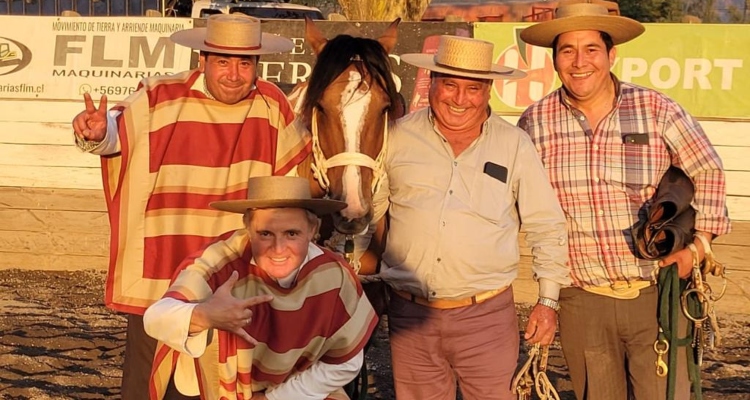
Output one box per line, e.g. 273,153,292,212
309,107,388,197
512,343,560,400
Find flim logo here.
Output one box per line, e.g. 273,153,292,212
493,27,556,109
0,37,32,76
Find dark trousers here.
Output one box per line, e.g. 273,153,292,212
558,286,690,400
121,314,199,400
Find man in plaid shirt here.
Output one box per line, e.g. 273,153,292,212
518,3,731,399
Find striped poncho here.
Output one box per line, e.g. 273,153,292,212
101,69,310,314
149,230,379,400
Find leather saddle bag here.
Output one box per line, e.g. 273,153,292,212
632,166,695,259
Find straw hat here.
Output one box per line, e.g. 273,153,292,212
400,35,526,80
171,14,294,55
210,176,346,216
521,2,644,48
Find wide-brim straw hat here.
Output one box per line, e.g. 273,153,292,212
521,2,645,48
171,14,294,55
401,35,526,81
210,176,346,216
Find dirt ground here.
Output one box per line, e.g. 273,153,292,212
0,269,748,400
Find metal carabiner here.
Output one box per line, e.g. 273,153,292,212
654,339,669,378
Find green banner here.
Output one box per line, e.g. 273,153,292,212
474,23,750,120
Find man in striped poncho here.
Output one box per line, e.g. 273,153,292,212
71,14,308,399
144,176,378,400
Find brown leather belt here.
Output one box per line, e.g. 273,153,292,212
392,287,508,309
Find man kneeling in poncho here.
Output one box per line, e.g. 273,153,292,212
144,176,379,400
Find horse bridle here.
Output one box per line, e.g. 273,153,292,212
309,108,388,196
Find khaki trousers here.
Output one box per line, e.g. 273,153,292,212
558,286,691,400
388,287,519,400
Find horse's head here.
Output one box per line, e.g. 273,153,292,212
297,18,401,234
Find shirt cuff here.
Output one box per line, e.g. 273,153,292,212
538,278,561,301
143,298,208,357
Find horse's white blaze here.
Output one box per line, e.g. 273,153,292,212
339,70,371,218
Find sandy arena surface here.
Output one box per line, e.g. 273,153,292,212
0,269,748,399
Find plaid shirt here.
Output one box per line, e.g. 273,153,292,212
518,77,730,288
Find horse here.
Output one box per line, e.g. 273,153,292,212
289,17,402,399
291,17,402,238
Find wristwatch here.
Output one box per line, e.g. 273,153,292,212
537,297,560,312
74,134,103,153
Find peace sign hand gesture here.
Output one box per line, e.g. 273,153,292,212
72,93,108,142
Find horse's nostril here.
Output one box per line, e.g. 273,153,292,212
332,215,369,235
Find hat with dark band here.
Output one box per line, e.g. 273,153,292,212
210,176,346,217
520,1,645,48
400,35,526,80
171,14,294,55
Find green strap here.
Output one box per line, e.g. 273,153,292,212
657,263,703,400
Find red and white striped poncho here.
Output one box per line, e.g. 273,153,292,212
101,69,310,314
149,230,379,400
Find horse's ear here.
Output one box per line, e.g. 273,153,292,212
304,16,328,56
377,18,401,54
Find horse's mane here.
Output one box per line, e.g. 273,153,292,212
300,34,399,125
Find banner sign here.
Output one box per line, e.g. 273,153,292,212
0,16,193,101
474,23,750,119
4,17,743,119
